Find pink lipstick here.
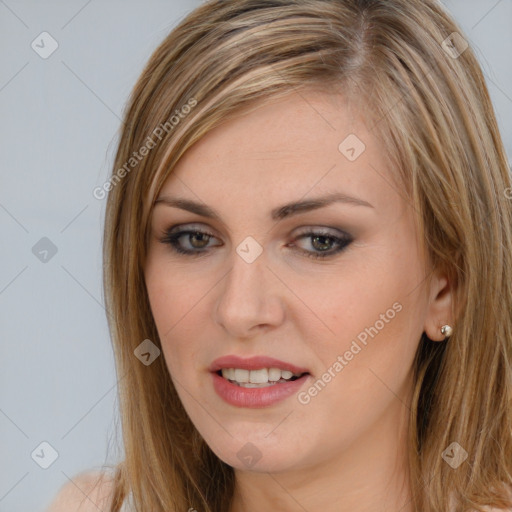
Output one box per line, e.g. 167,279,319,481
209,355,311,408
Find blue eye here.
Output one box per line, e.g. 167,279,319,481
159,226,353,260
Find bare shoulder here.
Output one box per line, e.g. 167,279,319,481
45,470,115,512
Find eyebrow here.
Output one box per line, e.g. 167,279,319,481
154,192,374,221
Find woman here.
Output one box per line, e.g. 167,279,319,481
48,0,512,511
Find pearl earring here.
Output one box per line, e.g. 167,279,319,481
440,325,453,338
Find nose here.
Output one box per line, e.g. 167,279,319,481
214,245,286,338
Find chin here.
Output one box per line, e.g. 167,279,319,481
201,432,309,474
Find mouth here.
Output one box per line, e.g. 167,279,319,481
209,355,312,406
215,368,310,388
209,355,311,388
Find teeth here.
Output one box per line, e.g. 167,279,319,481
221,367,303,385
234,369,249,383
268,368,281,381
249,368,268,383
223,368,235,380
237,382,276,388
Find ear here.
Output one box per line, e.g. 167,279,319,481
423,268,456,342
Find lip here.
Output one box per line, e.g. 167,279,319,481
209,355,311,409
211,372,311,408
209,355,310,374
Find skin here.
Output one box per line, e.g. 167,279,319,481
144,89,454,512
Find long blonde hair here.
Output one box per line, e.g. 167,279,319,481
100,1,512,510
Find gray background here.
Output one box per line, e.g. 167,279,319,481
0,1,510,511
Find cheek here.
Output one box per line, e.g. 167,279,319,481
145,249,210,326
292,236,426,384
144,260,208,370
291,278,421,440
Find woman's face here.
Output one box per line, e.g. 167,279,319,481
144,90,451,475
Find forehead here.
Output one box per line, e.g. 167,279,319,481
158,90,400,217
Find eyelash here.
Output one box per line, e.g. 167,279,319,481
159,226,353,260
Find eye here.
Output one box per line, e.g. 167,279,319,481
159,225,353,260
159,225,219,257
289,229,353,260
